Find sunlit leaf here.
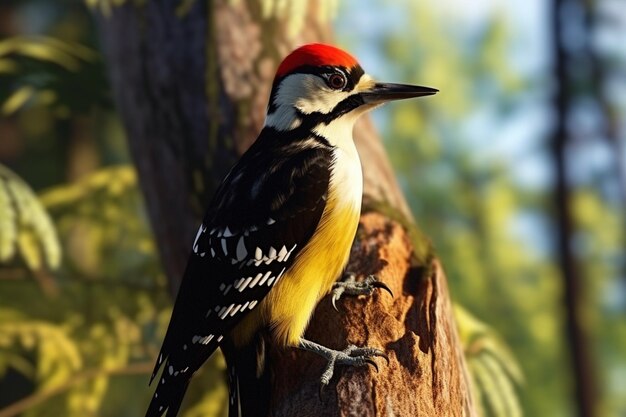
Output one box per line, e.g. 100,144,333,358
2,86,35,115
0,164,61,271
0,178,17,262
0,35,106,115
0,36,95,71
17,229,42,270
455,304,524,417
0,311,83,385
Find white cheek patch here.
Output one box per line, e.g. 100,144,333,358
265,74,312,130
264,73,359,130
264,107,301,131
293,76,352,115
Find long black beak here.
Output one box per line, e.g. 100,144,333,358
361,83,438,104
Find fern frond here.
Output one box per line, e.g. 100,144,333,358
455,304,524,417
0,164,61,270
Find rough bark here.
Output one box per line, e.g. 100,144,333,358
97,0,474,415
270,212,474,416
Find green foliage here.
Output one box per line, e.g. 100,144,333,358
0,311,82,389
0,166,158,417
456,305,523,417
0,164,60,271
0,35,108,117
0,17,227,415
39,166,154,281
0,166,227,417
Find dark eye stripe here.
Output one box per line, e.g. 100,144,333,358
267,64,365,113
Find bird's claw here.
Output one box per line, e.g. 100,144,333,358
323,345,387,385
350,346,388,366
300,339,389,395
365,358,379,373
317,372,332,401
331,273,393,310
331,290,343,311
370,279,394,298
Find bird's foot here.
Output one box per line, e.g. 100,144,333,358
331,272,393,310
298,338,389,395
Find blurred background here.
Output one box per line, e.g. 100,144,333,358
0,1,624,417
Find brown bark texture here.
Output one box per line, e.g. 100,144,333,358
97,0,475,415
270,212,474,417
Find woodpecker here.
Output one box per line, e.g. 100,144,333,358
145,43,437,417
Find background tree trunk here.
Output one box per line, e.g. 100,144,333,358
97,0,475,415
550,1,597,416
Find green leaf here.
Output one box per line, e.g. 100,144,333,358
0,36,95,71
0,176,17,262
455,304,524,417
0,164,62,270
0,35,105,115
0,310,82,384
1,86,35,115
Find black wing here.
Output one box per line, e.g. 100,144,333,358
145,134,333,417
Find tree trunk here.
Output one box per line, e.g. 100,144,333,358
270,212,474,416
550,1,597,416
97,0,475,415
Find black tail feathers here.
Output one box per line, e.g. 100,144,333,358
223,336,271,417
145,361,191,417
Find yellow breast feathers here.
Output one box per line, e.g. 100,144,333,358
234,146,363,347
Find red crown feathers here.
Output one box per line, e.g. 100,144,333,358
275,43,359,79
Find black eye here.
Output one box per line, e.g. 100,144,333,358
327,73,347,90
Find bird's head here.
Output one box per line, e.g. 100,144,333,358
265,43,437,139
